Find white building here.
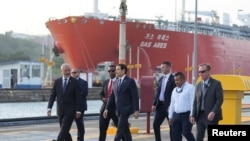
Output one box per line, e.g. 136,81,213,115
0,61,44,89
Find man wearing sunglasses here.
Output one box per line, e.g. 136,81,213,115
99,65,125,141
71,68,88,141
190,63,223,141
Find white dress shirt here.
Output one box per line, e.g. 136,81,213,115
168,81,195,119
159,73,170,101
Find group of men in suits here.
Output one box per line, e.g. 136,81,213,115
152,61,223,141
47,63,139,141
47,61,223,141
47,63,88,141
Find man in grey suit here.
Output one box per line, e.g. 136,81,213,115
103,64,140,141
47,63,82,141
190,63,223,141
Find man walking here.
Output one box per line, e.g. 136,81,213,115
168,72,196,141
151,61,176,141
47,63,82,141
99,64,125,141
103,64,140,141
71,68,88,141
190,63,223,141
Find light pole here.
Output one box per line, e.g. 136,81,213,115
192,0,198,85
175,0,177,22
119,0,127,64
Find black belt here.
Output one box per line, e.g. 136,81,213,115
176,111,190,114
158,101,165,104
200,109,205,112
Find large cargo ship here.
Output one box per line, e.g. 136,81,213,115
45,4,250,83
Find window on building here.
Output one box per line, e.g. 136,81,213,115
20,65,30,78
32,65,41,77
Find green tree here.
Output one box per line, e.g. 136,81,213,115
0,32,64,78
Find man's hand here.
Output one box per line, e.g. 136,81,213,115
75,112,81,119
47,109,51,117
134,111,139,119
208,112,215,121
151,105,156,112
102,98,107,103
169,119,173,125
103,110,108,119
189,116,196,124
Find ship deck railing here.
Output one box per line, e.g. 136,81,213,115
130,16,250,40
52,14,250,41
155,20,250,40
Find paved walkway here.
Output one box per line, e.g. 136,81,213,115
0,113,250,141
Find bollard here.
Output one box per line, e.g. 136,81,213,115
140,76,155,134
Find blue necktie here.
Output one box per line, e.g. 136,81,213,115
159,76,166,101
63,79,67,94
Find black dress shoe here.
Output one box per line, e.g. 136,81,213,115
52,140,56,141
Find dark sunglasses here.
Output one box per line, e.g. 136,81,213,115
71,72,77,74
108,70,115,73
198,70,207,73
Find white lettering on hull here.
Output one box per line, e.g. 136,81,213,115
139,33,170,49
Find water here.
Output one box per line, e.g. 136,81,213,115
0,96,249,120
242,95,250,104
0,100,102,119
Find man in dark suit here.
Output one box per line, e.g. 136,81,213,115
151,61,176,141
47,63,82,141
190,63,223,141
99,64,126,141
103,64,140,141
71,68,88,141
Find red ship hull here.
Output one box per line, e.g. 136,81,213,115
45,16,250,83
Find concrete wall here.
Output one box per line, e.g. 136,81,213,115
0,88,142,102
0,88,102,102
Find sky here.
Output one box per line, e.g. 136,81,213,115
0,0,249,35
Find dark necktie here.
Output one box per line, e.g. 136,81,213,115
117,79,122,92
63,78,67,94
201,82,207,110
203,83,207,93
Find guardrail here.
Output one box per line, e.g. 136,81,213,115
0,113,100,127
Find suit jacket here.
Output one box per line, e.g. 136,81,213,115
99,79,110,112
78,78,88,111
106,76,139,116
47,76,82,117
153,74,176,110
192,77,223,121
